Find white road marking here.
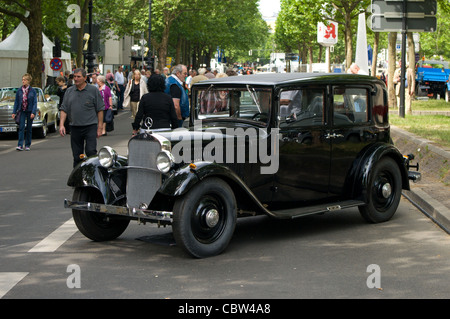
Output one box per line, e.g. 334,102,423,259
0,272,28,298
28,218,78,253
0,139,48,155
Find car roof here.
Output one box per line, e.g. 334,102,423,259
192,73,382,87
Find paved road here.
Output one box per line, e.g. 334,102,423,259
1,111,449,301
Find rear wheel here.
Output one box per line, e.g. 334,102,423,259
72,188,129,241
359,157,402,223
172,178,237,258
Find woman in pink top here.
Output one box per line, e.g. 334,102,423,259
97,75,112,136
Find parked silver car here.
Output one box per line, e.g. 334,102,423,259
0,87,59,138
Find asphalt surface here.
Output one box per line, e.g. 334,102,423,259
0,107,449,300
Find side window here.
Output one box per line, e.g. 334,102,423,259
279,88,324,126
333,87,368,125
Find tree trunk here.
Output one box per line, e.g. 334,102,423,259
318,45,323,63
175,35,182,65
388,32,397,108
344,14,353,70
157,11,174,71
26,1,43,88
308,46,313,73
371,32,379,77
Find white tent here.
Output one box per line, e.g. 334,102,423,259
0,22,71,88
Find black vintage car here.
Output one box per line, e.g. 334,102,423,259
64,73,421,258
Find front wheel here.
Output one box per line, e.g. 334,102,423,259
172,178,237,258
34,118,47,139
72,188,129,241
359,157,402,223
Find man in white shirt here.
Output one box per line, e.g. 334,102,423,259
114,65,125,110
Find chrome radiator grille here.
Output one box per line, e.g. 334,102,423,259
0,106,15,125
127,138,162,209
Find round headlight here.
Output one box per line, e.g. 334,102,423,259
156,150,174,173
98,146,117,168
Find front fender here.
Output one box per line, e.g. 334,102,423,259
348,143,409,202
67,155,128,204
159,162,239,196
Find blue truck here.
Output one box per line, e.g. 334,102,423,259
416,60,450,102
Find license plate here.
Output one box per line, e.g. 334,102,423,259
0,127,17,132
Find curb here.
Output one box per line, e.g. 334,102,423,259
402,189,450,234
390,125,450,156
391,125,450,234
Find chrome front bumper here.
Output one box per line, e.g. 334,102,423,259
64,199,173,223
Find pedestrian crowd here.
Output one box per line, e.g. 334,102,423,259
10,62,238,165
12,60,417,161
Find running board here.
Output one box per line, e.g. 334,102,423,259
270,200,365,219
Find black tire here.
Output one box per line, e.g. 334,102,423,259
34,118,47,139
359,157,402,223
172,178,237,258
48,117,58,133
72,188,129,241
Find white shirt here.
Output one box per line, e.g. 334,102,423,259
115,71,125,85
186,75,192,88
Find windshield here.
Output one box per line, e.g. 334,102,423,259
194,86,272,125
0,88,17,103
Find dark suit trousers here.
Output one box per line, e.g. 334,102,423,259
70,124,98,167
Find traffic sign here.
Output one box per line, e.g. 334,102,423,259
370,0,437,32
372,0,437,16
50,57,63,71
371,16,437,32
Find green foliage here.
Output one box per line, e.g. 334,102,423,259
275,0,322,52
419,1,450,60
1,0,270,68
273,0,449,65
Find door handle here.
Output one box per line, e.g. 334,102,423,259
325,133,344,139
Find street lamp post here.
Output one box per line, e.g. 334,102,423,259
86,0,95,73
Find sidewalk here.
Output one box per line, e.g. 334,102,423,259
391,125,450,234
